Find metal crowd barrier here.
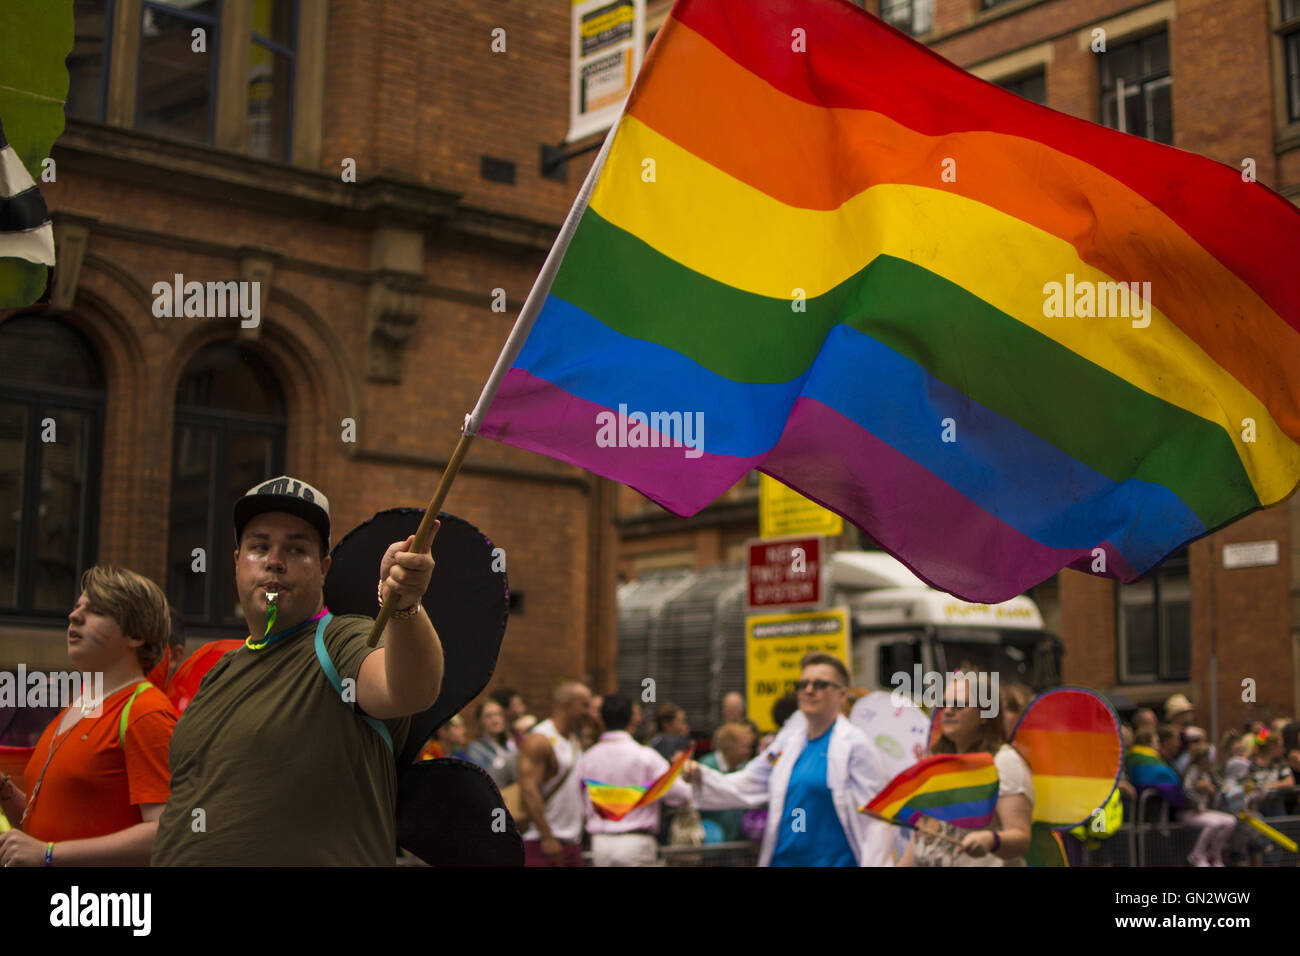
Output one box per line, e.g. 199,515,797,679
659,841,761,866
580,841,762,867
1077,790,1300,867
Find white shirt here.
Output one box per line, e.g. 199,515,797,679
522,718,585,843
910,744,1035,867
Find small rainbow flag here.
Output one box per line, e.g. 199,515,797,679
584,745,694,821
862,752,999,829
1125,746,1186,809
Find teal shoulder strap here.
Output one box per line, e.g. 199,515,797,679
117,681,154,749
313,613,394,754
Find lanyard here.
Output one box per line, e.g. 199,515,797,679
245,607,328,651
19,681,150,830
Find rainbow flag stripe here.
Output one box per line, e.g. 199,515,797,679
479,0,1300,603
582,783,645,821
584,745,693,821
1125,746,1186,810
863,752,999,829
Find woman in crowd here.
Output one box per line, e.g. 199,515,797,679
1180,739,1237,866
999,682,1034,739
682,652,894,866
466,697,518,789
899,673,1034,867
698,722,757,843
0,566,177,866
1247,728,1293,817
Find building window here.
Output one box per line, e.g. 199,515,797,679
996,69,1047,105
1284,0,1300,123
1116,549,1190,683
1099,30,1172,145
0,316,104,618
67,0,113,123
168,342,284,631
248,0,297,161
136,0,222,145
880,0,933,37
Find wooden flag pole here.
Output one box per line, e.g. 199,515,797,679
363,115,625,649
366,429,474,646
860,809,968,848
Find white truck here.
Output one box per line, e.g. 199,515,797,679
616,550,1061,734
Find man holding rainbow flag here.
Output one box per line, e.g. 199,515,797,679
579,693,693,866
681,653,895,866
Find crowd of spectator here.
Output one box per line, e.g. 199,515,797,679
1118,693,1300,865
432,681,1300,867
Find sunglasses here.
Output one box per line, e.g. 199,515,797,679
794,679,843,692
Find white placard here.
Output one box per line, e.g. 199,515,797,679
567,0,645,143
1222,540,1279,569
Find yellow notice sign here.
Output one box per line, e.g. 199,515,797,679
759,474,843,538
746,607,850,733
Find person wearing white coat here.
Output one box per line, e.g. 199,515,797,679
683,653,896,866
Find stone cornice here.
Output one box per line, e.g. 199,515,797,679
52,121,562,249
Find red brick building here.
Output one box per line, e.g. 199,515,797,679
0,0,619,721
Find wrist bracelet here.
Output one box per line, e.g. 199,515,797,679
989,830,1001,852
377,580,422,620
44,843,54,867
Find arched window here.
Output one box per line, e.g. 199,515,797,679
168,342,285,631
0,315,105,617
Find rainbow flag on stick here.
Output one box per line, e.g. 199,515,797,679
862,752,1000,829
584,745,694,821
469,0,1300,604
1124,746,1186,809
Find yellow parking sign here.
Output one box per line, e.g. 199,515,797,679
759,474,843,538
746,607,850,732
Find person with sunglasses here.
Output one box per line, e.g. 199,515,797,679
898,672,1033,867
681,652,893,866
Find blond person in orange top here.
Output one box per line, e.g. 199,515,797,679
0,567,177,866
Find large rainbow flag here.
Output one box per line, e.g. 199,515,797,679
862,752,999,829
584,745,693,821
478,0,1300,603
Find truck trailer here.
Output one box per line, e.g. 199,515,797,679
616,550,1062,736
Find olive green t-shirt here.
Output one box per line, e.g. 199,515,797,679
152,614,410,866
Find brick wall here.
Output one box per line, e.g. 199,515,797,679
2,0,619,718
